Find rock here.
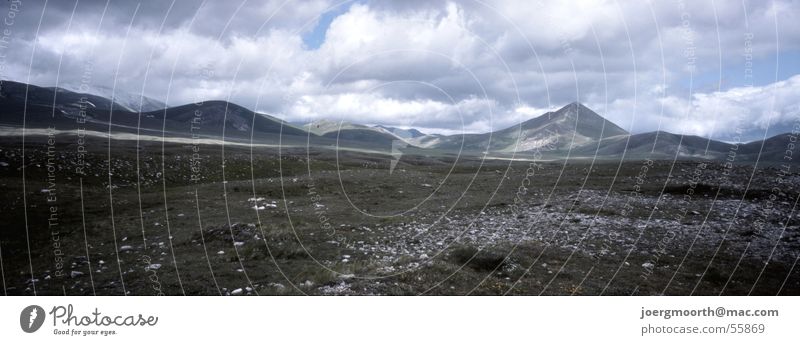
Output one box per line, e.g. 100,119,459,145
642,262,654,270
70,271,84,278
147,264,162,270
234,242,245,247
231,288,243,295
120,245,133,251
217,250,225,255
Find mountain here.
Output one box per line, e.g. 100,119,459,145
61,84,168,112
374,125,425,139
0,80,310,143
406,102,795,164
738,133,798,162
0,80,131,129
0,80,126,112
1,80,797,163
305,119,407,146
411,102,629,153
145,101,308,139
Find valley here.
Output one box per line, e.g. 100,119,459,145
0,132,798,295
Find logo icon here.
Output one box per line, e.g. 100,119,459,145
20,305,45,333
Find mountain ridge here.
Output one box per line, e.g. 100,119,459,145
1,80,796,163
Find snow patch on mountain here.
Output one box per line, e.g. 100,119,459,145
61,84,167,112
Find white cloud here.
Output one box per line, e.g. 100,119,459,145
3,0,799,141
287,92,502,134
598,75,800,140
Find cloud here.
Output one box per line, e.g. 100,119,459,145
1,0,799,140
287,92,499,133
598,74,800,141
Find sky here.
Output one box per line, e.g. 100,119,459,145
1,0,799,141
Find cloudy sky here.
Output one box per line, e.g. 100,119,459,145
1,0,799,141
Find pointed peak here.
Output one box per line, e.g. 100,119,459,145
558,101,589,111
553,101,598,118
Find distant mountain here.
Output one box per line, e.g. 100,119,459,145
61,84,167,112
147,101,308,138
738,133,799,162
406,102,796,164
305,119,407,146
0,79,135,131
411,102,629,153
2,80,797,163
374,125,425,139
0,80,309,143
572,131,733,160
0,79,126,113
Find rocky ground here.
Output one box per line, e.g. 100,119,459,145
0,134,798,295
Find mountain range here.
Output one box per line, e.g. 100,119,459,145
0,80,795,163
60,83,168,112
